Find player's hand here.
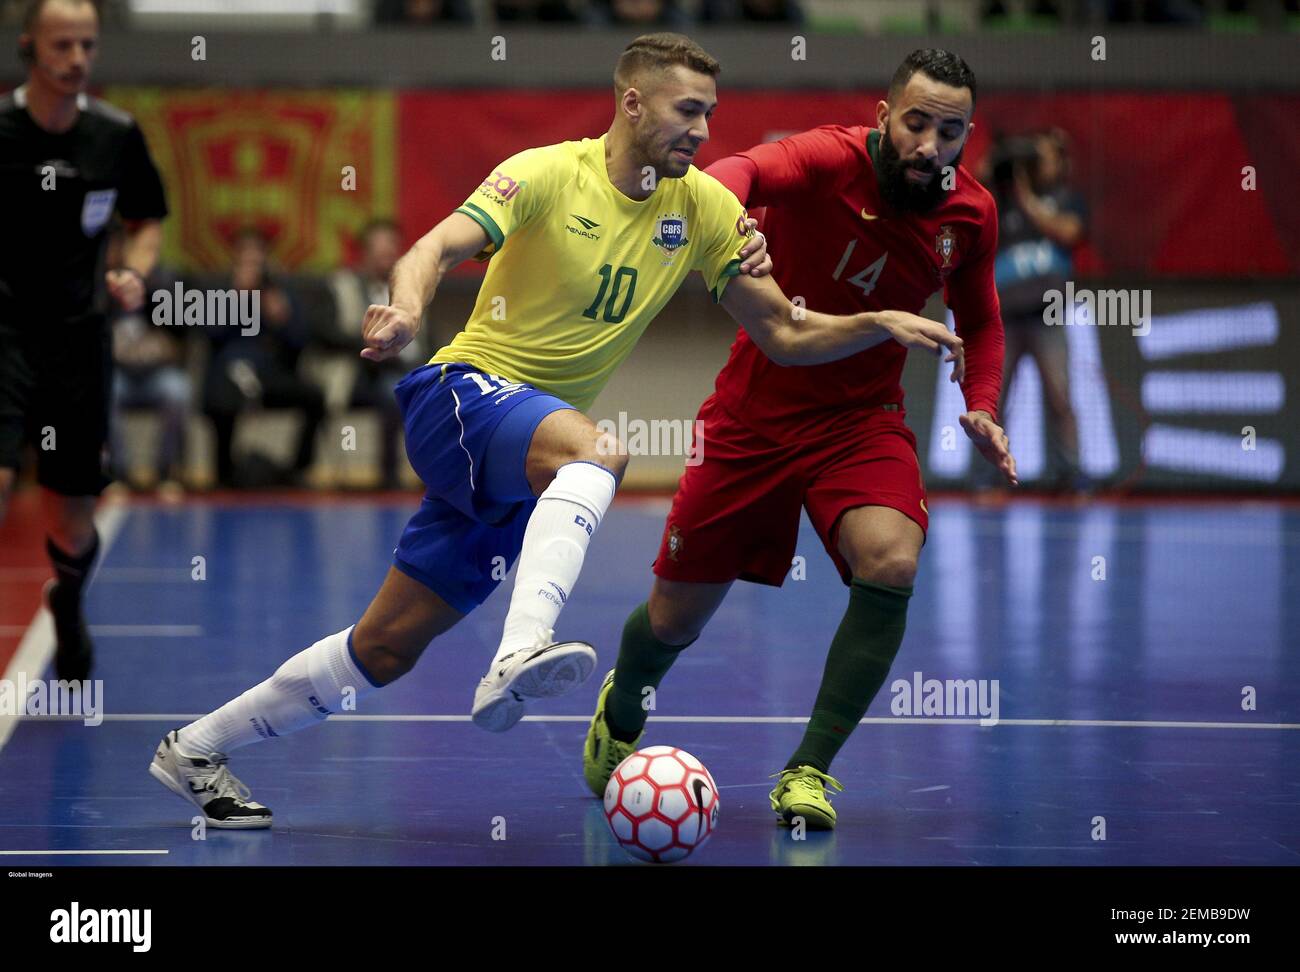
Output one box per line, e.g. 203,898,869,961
360,304,418,362
878,311,965,383
737,218,772,277
106,268,146,313
960,410,1018,486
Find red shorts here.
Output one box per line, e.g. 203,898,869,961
654,394,928,587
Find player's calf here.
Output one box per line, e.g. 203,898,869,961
478,413,621,730
646,577,730,646
351,566,467,684
351,615,435,685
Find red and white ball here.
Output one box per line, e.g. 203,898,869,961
603,746,720,863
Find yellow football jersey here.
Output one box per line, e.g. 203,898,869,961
430,135,750,412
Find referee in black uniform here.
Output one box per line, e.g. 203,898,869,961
0,0,167,679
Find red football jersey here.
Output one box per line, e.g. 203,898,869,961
706,125,1004,443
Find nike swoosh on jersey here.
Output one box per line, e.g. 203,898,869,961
860,208,880,220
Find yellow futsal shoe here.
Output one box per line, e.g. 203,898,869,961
769,766,845,830
583,670,643,797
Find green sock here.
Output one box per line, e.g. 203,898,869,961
605,602,690,740
785,578,913,774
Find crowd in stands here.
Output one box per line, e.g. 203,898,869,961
10,0,1291,30
370,0,1298,28
366,0,806,27
104,221,433,493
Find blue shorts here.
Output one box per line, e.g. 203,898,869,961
392,362,574,614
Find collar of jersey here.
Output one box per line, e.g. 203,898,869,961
596,134,659,208
867,127,881,164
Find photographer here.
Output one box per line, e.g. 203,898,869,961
982,128,1088,493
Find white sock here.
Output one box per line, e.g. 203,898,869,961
178,626,378,757
494,461,617,666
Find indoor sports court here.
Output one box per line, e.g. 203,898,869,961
2,489,1297,865
1,0,1298,885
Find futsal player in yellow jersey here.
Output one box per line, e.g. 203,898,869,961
150,33,962,828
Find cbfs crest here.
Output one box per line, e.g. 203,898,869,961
652,213,689,261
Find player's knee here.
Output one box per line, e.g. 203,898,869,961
350,622,427,686
572,430,627,480
646,600,702,647
852,551,918,589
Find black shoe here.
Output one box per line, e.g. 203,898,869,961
43,579,94,681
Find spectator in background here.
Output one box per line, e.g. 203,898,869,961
493,0,584,23
1085,0,1206,23
108,262,191,495
982,0,1062,21
981,128,1088,493
594,0,687,25
324,219,422,489
373,0,473,25
699,0,804,24
202,229,325,488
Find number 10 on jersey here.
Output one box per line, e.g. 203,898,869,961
583,264,638,324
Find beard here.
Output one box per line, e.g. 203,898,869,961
874,123,963,214
633,128,692,183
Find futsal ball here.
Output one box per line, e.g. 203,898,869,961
603,746,720,863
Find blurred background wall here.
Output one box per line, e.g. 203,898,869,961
4,0,1297,491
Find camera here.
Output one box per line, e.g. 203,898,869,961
987,134,1040,187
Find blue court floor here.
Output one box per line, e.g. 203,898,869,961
1,495,1297,866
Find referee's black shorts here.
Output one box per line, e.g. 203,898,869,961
0,311,112,497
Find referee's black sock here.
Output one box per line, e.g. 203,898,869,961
46,530,100,612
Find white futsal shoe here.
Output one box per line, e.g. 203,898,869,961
471,626,597,732
149,730,273,829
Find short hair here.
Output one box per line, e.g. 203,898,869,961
614,33,720,96
23,0,100,34
888,48,977,108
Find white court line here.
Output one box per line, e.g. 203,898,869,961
0,503,130,756
0,850,169,856
20,713,1300,730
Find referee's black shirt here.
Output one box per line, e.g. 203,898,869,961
0,84,168,323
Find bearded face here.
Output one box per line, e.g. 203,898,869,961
874,117,965,214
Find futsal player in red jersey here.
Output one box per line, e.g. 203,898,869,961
583,49,1020,829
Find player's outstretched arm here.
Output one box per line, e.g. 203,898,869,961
719,271,965,376
361,212,490,362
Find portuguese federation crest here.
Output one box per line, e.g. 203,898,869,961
667,524,684,562
652,213,690,256
935,225,957,268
